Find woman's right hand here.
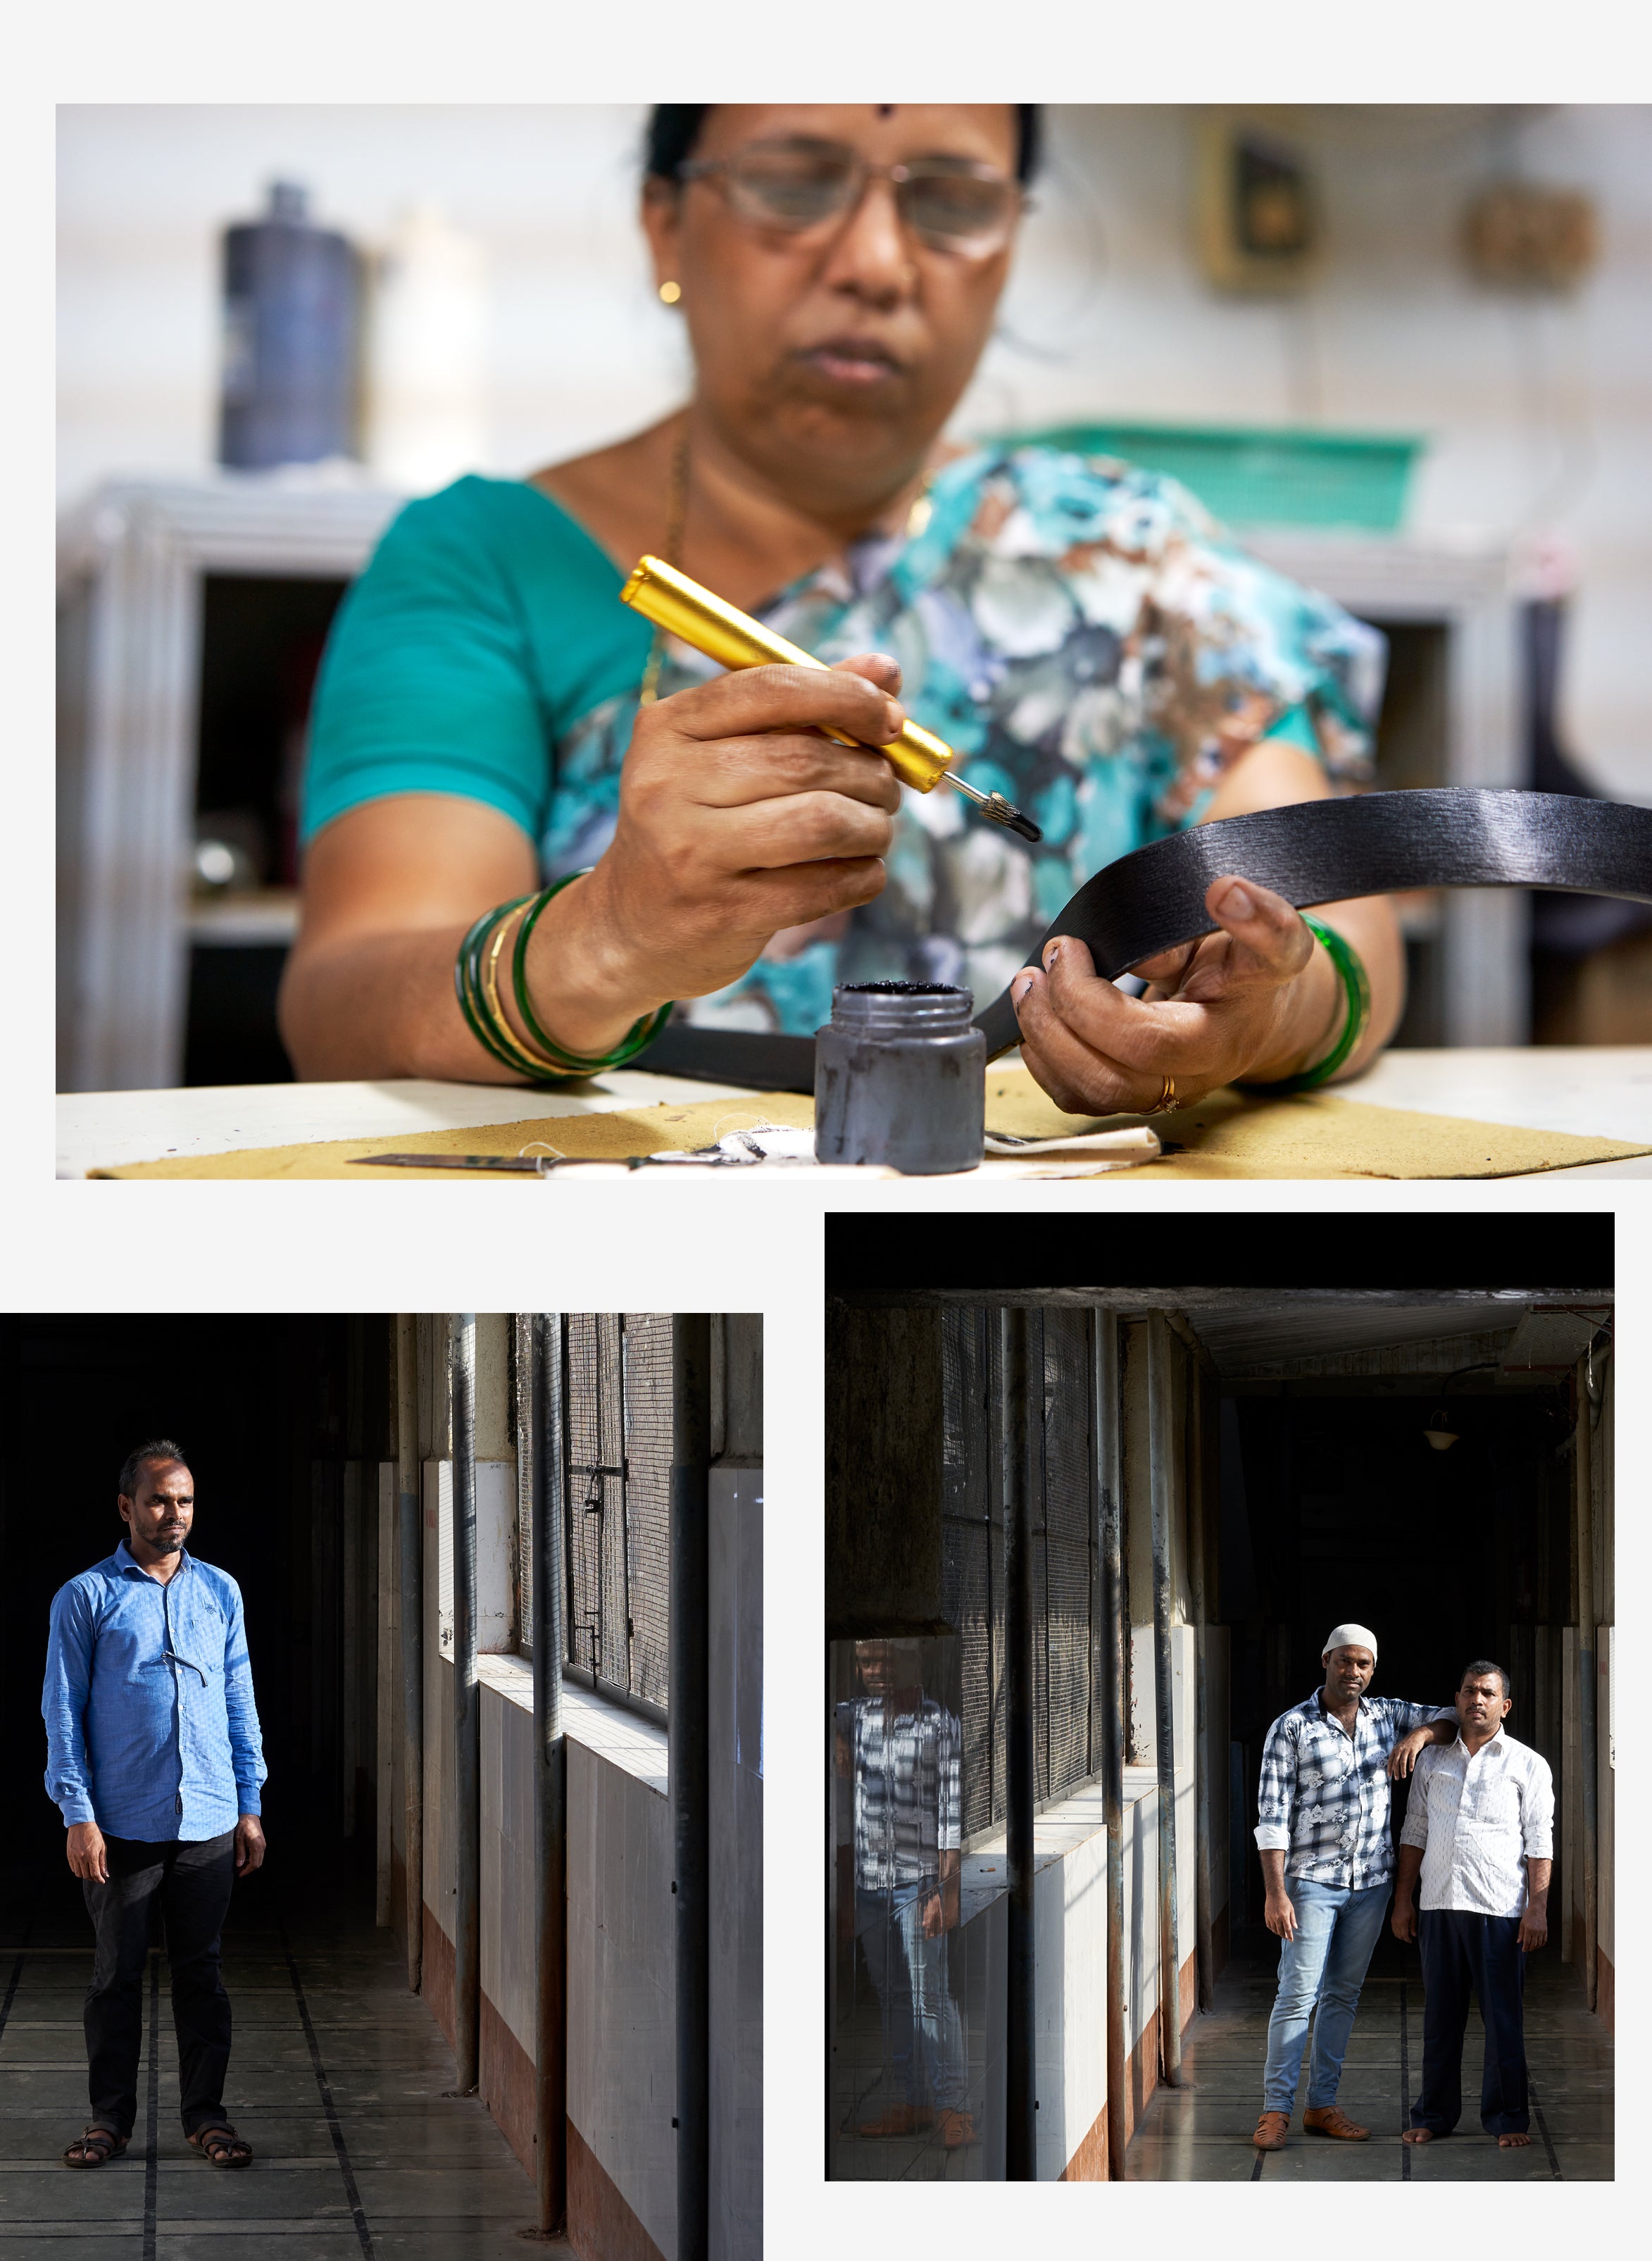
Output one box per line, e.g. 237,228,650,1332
523,654,906,1056
280,654,905,1082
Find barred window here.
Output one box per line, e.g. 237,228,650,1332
515,1313,672,1715
940,1307,1099,1840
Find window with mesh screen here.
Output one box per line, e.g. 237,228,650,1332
941,1307,1098,1840
515,1314,672,1713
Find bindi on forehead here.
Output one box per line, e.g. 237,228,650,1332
705,104,1016,167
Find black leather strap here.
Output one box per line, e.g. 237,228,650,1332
630,790,1652,1090
637,1022,820,1093
972,787,1652,1057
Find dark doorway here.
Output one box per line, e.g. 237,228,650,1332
0,1313,387,1899
1220,1379,1572,1933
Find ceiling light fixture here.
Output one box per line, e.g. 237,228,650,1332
1422,1407,1460,1452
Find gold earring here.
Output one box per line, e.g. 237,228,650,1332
658,280,682,306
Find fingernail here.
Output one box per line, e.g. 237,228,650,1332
1042,940,1061,971
1217,881,1254,920
1012,971,1035,1004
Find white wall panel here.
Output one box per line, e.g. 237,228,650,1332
56,104,1652,799
566,1737,677,2261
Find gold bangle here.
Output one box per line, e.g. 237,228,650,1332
479,902,568,1078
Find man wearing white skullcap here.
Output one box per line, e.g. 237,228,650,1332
1250,1627,1456,2153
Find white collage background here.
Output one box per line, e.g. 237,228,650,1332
15,6,1652,2256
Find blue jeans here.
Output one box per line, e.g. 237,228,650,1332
856,1885,966,2111
1262,1877,1392,2113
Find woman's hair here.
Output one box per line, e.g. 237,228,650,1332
646,104,1042,186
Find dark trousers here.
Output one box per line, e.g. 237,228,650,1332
82,1831,237,2140
1412,1907,1529,2136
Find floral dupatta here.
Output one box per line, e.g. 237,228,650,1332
539,444,1386,1037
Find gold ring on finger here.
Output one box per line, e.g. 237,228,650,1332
1155,1073,1178,1114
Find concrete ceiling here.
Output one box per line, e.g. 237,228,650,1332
836,1285,1613,1381
1179,1293,1611,1377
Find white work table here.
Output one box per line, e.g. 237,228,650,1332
55,1047,1652,1179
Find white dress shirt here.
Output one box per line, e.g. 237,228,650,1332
1400,1727,1554,1918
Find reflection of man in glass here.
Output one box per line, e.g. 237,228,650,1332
842,1647,973,2148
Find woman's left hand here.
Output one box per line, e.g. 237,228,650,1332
1010,872,1344,1115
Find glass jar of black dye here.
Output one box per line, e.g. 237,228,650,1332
813,983,986,1173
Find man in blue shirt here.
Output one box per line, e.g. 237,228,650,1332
42,1440,268,2171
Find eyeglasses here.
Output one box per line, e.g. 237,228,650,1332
677,139,1024,255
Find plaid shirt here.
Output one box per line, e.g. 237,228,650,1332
839,1696,961,1894
1255,1690,1452,1889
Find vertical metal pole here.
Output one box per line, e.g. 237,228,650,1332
1148,1317,1182,2086
670,1316,711,2261
1184,1353,1215,2015
396,1315,424,1994
375,1341,394,1931
1002,1307,1037,2180
341,1462,361,1838
1575,1366,1598,2010
532,1314,569,2236
1094,1313,1127,2179
452,1314,480,2093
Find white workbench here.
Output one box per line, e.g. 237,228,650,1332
54,1049,1652,1178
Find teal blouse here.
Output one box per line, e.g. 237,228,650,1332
303,448,1384,1035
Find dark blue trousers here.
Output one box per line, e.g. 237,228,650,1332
82,1832,237,2140
1412,1908,1529,2136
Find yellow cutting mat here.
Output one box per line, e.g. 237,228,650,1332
91,1070,1647,1178
982,1071,1648,1178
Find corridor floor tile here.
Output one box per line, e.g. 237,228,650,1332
1123,1929,1611,2181
1120,2138,1262,2183
0,1881,537,2252
1259,2142,1407,2181
0,2238,146,2256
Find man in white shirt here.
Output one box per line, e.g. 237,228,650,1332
1391,1660,1554,2150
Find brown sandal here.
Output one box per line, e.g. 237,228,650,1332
63,2124,128,2168
188,2123,253,2168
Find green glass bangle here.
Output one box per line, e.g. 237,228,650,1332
1243,915,1372,1096
454,894,572,1081
511,871,675,1076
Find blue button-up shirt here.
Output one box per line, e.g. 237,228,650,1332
42,1540,267,1843
1254,1689,1453,1890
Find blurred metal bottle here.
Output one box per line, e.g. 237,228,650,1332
218,181,363,469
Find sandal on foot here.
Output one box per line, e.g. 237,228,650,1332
188,2123,253,2169
63,2125,128,2168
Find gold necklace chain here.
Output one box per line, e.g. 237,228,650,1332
636,419,934,709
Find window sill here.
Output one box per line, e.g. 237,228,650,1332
474,1651,668,1799
959,1765,1194,1921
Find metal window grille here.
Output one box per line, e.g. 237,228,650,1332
515,1313,672,1714
940,1307,1098,1840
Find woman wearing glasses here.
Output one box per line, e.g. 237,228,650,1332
281,104,1403,1112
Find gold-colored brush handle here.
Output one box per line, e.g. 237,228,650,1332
620,553,954,794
